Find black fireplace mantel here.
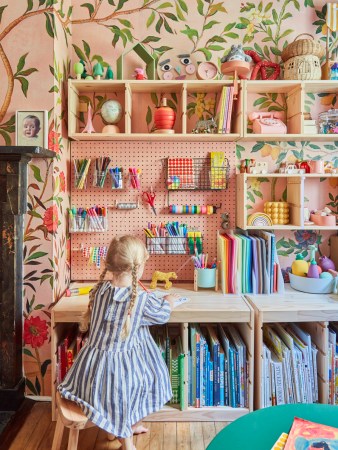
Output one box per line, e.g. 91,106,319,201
0,146,55,410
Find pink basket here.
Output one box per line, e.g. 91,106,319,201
310,214,336,226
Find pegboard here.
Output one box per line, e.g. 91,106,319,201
70,140,236,281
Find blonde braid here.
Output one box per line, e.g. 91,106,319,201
79,268,108,332
121,264,138,340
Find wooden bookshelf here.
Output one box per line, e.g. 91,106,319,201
51,283,254,422
246,291,338,410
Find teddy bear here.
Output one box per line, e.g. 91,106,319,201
221,44,252,63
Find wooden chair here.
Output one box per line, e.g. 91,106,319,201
52,392,96,450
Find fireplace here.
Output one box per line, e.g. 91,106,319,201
0,146,55,410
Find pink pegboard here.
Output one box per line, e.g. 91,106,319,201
70,140,236,281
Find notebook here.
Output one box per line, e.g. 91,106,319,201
152,290,190,307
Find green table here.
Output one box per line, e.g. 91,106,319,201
207,404,338,450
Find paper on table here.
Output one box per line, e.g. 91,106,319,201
151,290,190,307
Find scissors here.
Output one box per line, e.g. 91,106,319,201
142,188,157,215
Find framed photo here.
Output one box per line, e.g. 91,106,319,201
16,110,48,148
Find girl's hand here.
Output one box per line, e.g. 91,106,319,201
163,293,181,309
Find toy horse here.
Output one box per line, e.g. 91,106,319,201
150,271,177,290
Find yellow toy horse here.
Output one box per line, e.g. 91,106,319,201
150,271,177,290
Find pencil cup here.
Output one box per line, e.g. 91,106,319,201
146,237,166,254
129,173,141,189
69,215,86,232
194,268,218,292
111,171,123,189
167,237,187,254
74,173,88,190
93,170,108,188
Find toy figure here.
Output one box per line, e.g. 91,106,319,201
221,44,252,63
79,59,87,79
133,68,147,80
150,271,177,290
82,103,95,134
74,62,84,80
105,66,114,80
93,62,104,80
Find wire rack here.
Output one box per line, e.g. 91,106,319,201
165,157,230,191
146,236,203,255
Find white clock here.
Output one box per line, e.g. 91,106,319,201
197,62,218,80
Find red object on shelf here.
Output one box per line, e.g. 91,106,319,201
300,161,311,173
154,97,176,130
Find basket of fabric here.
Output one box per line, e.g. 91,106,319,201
283,54,322,80
281,33,325,61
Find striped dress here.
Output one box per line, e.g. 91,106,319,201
58,282,172,438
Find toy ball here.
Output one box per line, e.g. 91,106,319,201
320,272,333,279
318,255,335,272
101,100,123,124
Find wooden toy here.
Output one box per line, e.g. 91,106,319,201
79,59,87,79
157,49,197,80
249,112,287,134
93,62,104,80
150,271,177,290
133,68,147,80
153,98,176,133
247,212,273,227
105,66,114,80
117,43,156,80
244,50,280,80
264,202,289,225
74,62,84,80
82,103,95,134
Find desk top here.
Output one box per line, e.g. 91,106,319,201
53,282,252,323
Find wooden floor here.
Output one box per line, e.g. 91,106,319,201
3,402,228,450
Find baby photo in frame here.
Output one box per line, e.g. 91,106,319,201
16,110,48,147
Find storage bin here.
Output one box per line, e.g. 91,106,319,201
290,273,334,294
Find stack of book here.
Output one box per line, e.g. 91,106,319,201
261,323,318,408
216,86,235,134
56,326,88,384
217,230,284,294
327,324,338,405
188,324,248,408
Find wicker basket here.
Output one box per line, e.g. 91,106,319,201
281,33,325,62
283,55,322,80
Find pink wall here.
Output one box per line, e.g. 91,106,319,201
0,0,337,396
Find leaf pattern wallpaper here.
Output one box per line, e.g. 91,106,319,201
0,0,337,396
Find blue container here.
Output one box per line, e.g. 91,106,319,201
196,268,216,288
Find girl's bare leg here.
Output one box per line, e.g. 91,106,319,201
107,432,115,441
132,421,149,434
119,436,136,450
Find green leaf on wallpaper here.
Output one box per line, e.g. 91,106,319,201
235,23,247,29
167,99,177,111
252,142,265,152
204,20,220,30
28,211,42,219
16,53,28,73
293,0,300,11
270,47,282,56
224,32,239,39
30,165,43,182
146,11,155,28
150,92,158,107
163,12,177,21
153,46,172,53
17,77,29,97
0,5,7,24
197,0,204,15
23,348,35,358
118,19,133,28
81,3,94,17
207,45,224,51
44,12,56,39
324,145,336,150
181,25,198,40
272,9,278,24
329,192,335,201
41,359,51,377
72,45,86,61
196,48,212,61
25,379,37,396
171,93,177,104
247,191,255,203
253,98,267,107
26,0,34,13
19,68,38,77
223,22,235,32
304,0,314,7
155,17,164,33
116,0,128,11
0,130,12,146
142,35,160,43
82,40,91,58
67,6,73,18
178,0,188,13
276,151,287,164
49,85,59,93
264,2,273,12
26,252,48,262
280,29,293,39
146,106,152,125
253,189,263,199
108,0,116,4
163,19,173,33
282,12,292,20
176,4,185,21
35,377,41,396
158,2,173,9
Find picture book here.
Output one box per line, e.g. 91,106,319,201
271,432,288,450
285,417,338,450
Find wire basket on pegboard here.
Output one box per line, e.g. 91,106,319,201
165,156,230,191
146,235,203,255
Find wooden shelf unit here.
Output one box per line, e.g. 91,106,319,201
51,283,254,422
236,173,338,231
68,79,242,141
246,291,338,410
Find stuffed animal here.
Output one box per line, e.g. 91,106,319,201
221,44,252,63
150,271,177,290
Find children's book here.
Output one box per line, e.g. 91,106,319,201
284,417,338,450
150,290,190,307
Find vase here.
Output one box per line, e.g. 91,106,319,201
154,97,176,132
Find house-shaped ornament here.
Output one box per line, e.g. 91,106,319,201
116,43,156,80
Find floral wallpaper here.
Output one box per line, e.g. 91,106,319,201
0,0,337,396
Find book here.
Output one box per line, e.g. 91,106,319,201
151,290,190,307
285,417,338,449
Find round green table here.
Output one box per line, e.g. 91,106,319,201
207,404,338,450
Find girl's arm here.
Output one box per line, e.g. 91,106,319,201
141,292,180,326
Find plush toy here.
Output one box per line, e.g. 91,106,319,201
133,68,147,80
221,44,252,63
241,50,280,80
150,271,177,290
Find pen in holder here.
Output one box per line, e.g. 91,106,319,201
74,158,91,190
93,169,109,188
110,167,123,189
129,167,141,189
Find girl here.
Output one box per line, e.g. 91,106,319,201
58,235,179,450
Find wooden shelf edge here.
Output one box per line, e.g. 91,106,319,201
69,133,241,142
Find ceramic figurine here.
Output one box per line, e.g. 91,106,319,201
291,254,308,277
80,59,87,79
82,103,95,134
105,66,114,80
307,260,319,278
318,255,336,272
149,271,177,290
221,44,252,63
85,75,94,80
74,62,84,80
93,62,104,80
133,68,147,80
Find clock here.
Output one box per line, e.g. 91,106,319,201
197,62,218,80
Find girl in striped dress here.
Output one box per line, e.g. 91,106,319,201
58,235,179,450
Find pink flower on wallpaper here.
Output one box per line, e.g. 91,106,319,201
48,131,60,154
294,230,317,249
43,205,59,233
59,171,66,192
24,316,48,348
